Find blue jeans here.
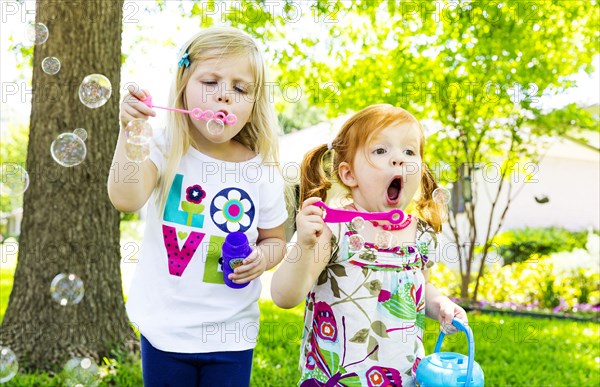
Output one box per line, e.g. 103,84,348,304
140,335,253,387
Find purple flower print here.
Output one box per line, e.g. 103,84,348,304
186,185,206,204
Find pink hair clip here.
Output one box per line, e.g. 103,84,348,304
140,96,237,134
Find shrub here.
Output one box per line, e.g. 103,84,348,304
429,261,461,298
433,232,600,314
489,227,592,265
474,246,599,311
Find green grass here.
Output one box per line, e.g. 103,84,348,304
1,266,599,386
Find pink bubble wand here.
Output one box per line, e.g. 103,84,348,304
140,96,237,131
313,200,412,229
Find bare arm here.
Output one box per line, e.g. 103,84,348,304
107,87,158,212
228,224,287,284
271,197,333,309
423,269,468,333
256,224,288,271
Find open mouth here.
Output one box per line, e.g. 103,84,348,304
386,176,402,204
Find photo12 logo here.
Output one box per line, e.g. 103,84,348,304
1,1,140,24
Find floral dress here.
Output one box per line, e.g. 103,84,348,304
298,219,438,387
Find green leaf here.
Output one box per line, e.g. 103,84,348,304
364,280,382,296
349,328,369,343
330,276,341,298
367,336,379,361
370,320,389,338
359,250,377,262
330,264,347,277
317,270,328,286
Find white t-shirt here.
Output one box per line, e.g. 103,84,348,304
126,137,288,353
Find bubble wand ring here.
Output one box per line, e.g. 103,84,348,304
313,201,410,226
141,96,237,125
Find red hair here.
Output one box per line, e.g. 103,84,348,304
300,104,442,232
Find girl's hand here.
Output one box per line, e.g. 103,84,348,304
296,197,325,249
436,297,468,335
120,85,156,128
229,247,267,284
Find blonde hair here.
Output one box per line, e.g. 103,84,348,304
155,27,281,215
300,104,443,232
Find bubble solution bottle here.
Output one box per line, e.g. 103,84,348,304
221,232,252,289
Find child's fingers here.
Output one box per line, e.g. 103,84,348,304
302,214,324,225
122,87,156,116
229,270,259,284
127,85,149,100
454,307,468,325
120,105,149,125
233,263,259,277
302,197,323,209
298,205,323,219
120,103,156,125
297,213,325,232
299,197,325,217
238,254,261,272
440,306,459,334
300,220,323,237
230,263,263,283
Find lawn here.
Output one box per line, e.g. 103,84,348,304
1,264,599,386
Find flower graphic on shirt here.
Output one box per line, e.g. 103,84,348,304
181,184,206,226
185,185,206,204
210,187,255,233
366,365,402,387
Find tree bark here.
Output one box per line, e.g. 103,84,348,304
0,0,135,372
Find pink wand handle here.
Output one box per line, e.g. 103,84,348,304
140,96,237,125
313,201,408,224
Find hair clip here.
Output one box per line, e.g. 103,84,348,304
178,51,190,68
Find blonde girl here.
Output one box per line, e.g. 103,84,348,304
108,27,287,386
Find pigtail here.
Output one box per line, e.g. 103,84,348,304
415,163,444,233
299,145,333,204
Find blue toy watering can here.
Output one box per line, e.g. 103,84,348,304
416,318,484,387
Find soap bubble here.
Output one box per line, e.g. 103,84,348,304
73,128,88,141
0,347,18,383
41,57,61,75
1,164,30,196
348,234,365,253
63,357,99,387
50,273,84,306
51,133,87,167
432,187,451,205
206,119,224,135
374,231,393,249
26,22,48,45
79,74,112,108
351,216,365,231
125,142,150,163
125,119,153,145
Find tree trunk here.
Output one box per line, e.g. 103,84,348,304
0,0,134,372
460,274,469,300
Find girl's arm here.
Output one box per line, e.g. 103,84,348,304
423,269,468,333
271,197,333,309
229,224,287,284
107,87,158,212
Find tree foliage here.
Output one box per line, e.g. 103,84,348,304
192,0,599,299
